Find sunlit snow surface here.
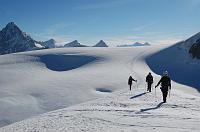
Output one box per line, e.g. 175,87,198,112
0,46,199,131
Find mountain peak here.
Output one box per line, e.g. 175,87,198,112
48,39,56,43
0,22,37,54
144,42,150,45
64,40,87,47
40,39,56,48
93,40,108,47
135,42,141,44
6,22,16,26
70,40,79,44
2,22,22,34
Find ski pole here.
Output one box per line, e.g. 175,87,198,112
136,80,138,89
168,89,171,98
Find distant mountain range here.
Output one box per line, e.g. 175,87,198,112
176,32,200,59
117,42,151,47
63,40,109,47
0,22,111,55
1,22,200,59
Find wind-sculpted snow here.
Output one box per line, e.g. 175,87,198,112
38,54,97,71
0,47,145,127
146,44,200,92
0,50,101,127
0,46,199,131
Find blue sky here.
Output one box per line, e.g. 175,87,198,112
1,0,200,46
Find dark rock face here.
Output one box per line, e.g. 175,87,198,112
40,39,56,48
189,39,200,59
93,40,108,47
64,40,87,47
0,22,36,55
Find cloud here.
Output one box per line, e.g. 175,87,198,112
75,0,132,10
105,36,182,46
131,23,156,32
152,38,182,45
31,32,74,44
104,35,146,46
44,22,74,35
30,22,75,44
103,30,185,46
30,22,187,47
189,0,200,7
185,0,200,11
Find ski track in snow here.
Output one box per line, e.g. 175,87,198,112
1,89,199,132
0,46,200,131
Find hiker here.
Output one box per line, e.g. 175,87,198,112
155,71,171,103
128,76,137,91
146,72,153,92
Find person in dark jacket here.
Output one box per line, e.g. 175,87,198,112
155,71,171,103
146,72,153,92
128,76,137,91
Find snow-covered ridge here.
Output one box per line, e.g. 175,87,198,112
179,32,200,50
146,43,200,92
175,32,200,59
189,38,200,59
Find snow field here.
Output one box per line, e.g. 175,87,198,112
0,45,199,131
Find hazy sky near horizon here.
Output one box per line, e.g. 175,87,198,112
0,0,200,46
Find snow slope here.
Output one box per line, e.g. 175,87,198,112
147,42,200,92
0,46,151,127
0,45,199,131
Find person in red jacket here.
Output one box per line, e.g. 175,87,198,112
128,76,137,91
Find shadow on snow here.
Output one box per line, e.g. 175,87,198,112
37,54,97,71
146,44,200,92
130,92,147,99
140,102,164,112
96,88,113,93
